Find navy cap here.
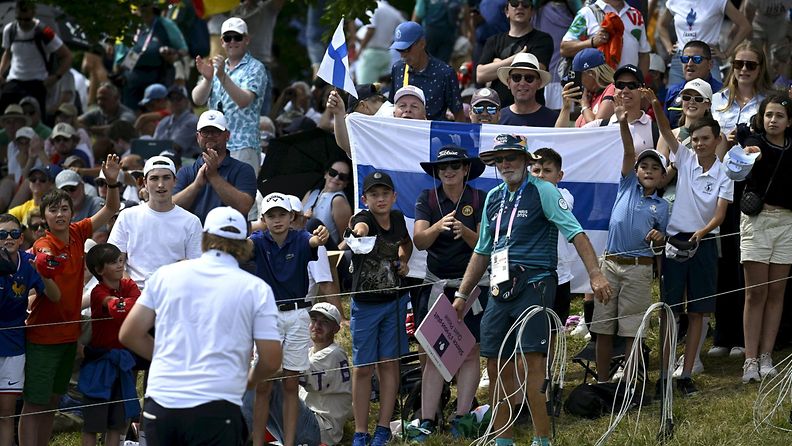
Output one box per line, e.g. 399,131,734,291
614,64,644,85
390,22,424,51
363,171,394,192
572,48,606,71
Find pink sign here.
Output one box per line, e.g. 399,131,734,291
415,292,477,381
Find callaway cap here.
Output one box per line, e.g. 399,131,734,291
260,192,292,214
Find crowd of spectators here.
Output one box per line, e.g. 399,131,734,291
1,0,792,445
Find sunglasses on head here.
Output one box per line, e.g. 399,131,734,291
437,162,463,171
0,229,22,240
508,0,532,7
733,59,759,71
222,34,244,43
614,80,642,90
510,73,537,84
680,55,708,64
681,94,708,103
328,167,350,182
472,105,499,115
493,154,520,164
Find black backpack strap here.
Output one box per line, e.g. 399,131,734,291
651,119,660,149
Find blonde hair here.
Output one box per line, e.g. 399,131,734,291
718,42,773,112
590,64,615,91
201,233,253,263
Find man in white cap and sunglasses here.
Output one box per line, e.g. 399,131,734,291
120,206,281,446
496,53,557,127
452,134,611,446
192,16,267,177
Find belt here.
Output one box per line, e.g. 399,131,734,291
277,301,312,311
604,254,654,266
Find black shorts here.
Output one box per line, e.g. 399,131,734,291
143,398,246,446
552,281,572,324
82,382,127,433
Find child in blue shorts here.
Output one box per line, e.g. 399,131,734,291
347,172,412,446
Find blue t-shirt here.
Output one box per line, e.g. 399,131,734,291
0,251,45,356
250,229,318,303
474,174,583,278
173,152,257,223
606,174,670,257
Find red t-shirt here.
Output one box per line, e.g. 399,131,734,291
90,278,141,350
29,218,93,344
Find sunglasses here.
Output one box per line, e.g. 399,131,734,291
493,154,520,164
52,136,70,143
222,34,244,43
437,162,463,171
614,81,642,90
29,175,48,184
510,73,537,84
0,229,22,240
681,94,708,103
472,105,499,115
199,127,223,137
733,59,759,71
28,223,46,231
508,0,532,7
61,186,78,193
328,167,350,182
680,55,708,64
396,44,413,54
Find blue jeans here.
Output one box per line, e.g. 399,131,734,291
241,381,321,445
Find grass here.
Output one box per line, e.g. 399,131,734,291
51,296,792,445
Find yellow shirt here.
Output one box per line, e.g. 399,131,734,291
9,199,37,224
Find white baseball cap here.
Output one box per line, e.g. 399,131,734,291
260,193,292,215
286,195,303,213
722,146,760,181
15,126,36,141
309,302,341,325
681,79,713,102
197,110,228,132
143,155,177,176
221,17,247,35
394,85,426,105
203,206,247,240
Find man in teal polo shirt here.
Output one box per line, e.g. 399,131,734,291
452,134,612,446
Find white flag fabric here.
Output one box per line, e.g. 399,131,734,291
317,19,357,98
346,114,624,293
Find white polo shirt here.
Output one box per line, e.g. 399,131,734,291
562,0,651,68
584,111,655,153
139,250,280,408
667,143,734,235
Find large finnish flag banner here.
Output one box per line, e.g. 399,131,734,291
346,114,623,293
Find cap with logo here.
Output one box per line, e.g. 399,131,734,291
55,169,83,189
260,192,292,215
721,146,760,181
479,134,540,166
309,302,342,326
419,144,486,180
362,171,395,192
390,21,424,51
143,155,177,176
51,123,77,139
635,149,668,174
197,110,228,131
613,64,645,85
680,79,713,102
572,48,606,72
203,206,247,240
394,85,426,105
471,87,501,107
221,17,248,35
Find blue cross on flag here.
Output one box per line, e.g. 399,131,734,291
317,19,357,98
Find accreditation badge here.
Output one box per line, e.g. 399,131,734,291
491,248,509,286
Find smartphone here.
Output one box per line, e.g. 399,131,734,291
562,70,583,93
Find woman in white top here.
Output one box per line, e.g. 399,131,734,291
659,0,751,86
711,42,774,142
301,159,353,248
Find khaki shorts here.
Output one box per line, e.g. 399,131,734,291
591,259,653,337
740,209,792,265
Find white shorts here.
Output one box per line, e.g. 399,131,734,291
277,308,311,372
0,354,25,394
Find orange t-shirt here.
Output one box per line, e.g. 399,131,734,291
28,218,93,345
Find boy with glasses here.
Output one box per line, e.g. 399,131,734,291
469,87,501,124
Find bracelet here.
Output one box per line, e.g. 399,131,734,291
454,291,469,301
107,182,121,189
581,106,590,113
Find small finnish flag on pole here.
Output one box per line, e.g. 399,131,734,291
317,19,357,98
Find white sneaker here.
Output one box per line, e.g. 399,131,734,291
478,368,490,390
611,365,624,382
729,347,745,358
570,321,589,338
759,353,778,379
707,346,729,357
672,355,704,378
742,358,761,383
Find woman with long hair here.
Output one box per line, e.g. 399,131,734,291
740,94,792,383
572,48,615,127
301,159,353,249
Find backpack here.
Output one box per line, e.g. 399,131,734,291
557,3,606,81
6,21,55,73
564,382,650,418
